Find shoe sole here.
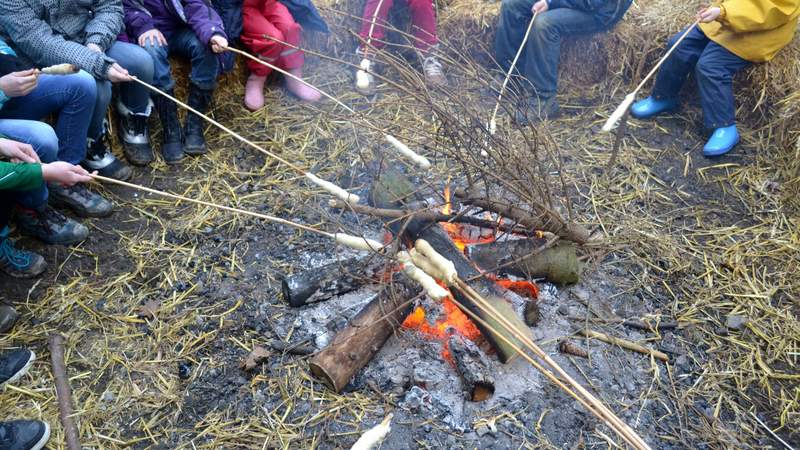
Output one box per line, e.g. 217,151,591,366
1,350,35,387
3,259,47,279
183,148,207,156
30,421,51,450
49,198,114,219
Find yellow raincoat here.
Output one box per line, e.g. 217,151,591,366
700,0,800,62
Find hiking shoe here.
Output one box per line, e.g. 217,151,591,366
0,305,18,333
0,227,46,279
117,100,154,166
184,85,212,155
83,134,133,181
48,184,113,218
0,349,34,387
422,55,447,87
514,96,560,126
154,90,184,164
0,420,50,450
703,125,739,157
354,48,377,96
15,206,88,246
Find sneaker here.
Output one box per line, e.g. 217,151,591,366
244,74,267,111
184,85,212,155
0,420,50,450
0,305,18,333
514,95,560,126
0,227,46,279
117,100,154,166
0,348,34,386
15,206,88,246
48,184,113,218
422,55,447,87
354,48,377,96
83,134,133,181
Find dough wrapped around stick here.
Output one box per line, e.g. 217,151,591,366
39,64,79,75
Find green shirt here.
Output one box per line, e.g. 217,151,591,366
0,161,43,191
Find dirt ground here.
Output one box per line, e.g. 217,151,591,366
0,25,798,450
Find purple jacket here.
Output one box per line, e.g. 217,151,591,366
123,0,227,45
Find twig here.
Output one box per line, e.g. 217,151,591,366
580,329,669,361
48,334,81,450
750,411,796,450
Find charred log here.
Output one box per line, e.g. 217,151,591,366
281,255,386,307
449,334,495,402
309,277,419,392
466,239,581,285
371,169,534,363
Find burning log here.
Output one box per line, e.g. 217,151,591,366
309,277,419,392
281,255,385,307
448,334,495,401
371,169,534,363
454,187,593,245
466,239,581,284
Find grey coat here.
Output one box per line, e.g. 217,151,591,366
0,0,124,79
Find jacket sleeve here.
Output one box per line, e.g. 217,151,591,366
84,0,125,50
184,0,228,45
720,0,800,32
547,0,609,12
122,0,157,41
0,2,115,79
0,162,43,191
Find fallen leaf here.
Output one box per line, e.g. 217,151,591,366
138,299,161,319
240,345,271,371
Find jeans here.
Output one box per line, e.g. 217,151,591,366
495,3,605,99
0,120,57,209
651,27,750,129
0,71,96,165
143,28,221,91
92,41,155,140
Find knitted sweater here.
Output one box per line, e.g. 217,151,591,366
0,0,124,79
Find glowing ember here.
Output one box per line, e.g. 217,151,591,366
402,295,482,361
495,279,539,299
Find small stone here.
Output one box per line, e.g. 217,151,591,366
725,314,748,331
524,301,540,326
177,361,192,380
476,424,492,437
101,391,115,402
557,305,570,316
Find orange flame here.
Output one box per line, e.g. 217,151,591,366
402,294,482,361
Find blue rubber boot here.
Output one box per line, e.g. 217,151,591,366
630,96,679,119
703,125,739,157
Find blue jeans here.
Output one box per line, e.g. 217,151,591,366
143,28,220,91
92,41,155,139
0,71,97,208
495,3,605,99
651,27,751,129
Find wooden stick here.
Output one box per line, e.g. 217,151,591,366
48,334,81,450
488,11,538,134
602,20,700,132
580,329,669,362
128,76,359,204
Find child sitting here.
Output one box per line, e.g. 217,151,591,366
241,0,322,110
355,0,446,94
630,1,800,156
123,0,230,163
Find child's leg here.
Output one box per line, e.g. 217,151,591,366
695,42,750,130
651,27,710,100
405,0,438,51
270,2,304,71
242,3,285,77
167,28,221,92
358,0,396,51
0,120,57,210
141,40,176,91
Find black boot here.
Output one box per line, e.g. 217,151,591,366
83,131,133,181
117,100,154,166
154,91,184,164
184,85,213,155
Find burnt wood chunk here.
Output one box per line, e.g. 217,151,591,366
371,168,534,363
466,239,581,285
281,255,385,307
449,334,495,402
309,277,419,392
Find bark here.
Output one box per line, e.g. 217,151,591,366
281,255,385,307
454,187,592,244
309,277,419,392
370,169,534,363
449,334,495,402
466,239,581,284
48,334,81,450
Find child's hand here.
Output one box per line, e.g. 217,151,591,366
0,138,39,163
532,0,548,14
139,29,168,47
210,35,228,54
106,63,131,83
41,162,93,186
0,69,38,98
697,6,721,23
